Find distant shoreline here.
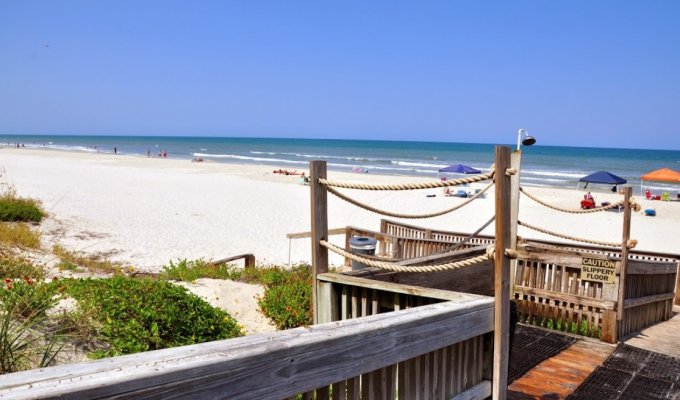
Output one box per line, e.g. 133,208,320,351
3,134,679,194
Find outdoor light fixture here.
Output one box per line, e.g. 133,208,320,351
517,128,536,150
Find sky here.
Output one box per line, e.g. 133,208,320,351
1,1,679,149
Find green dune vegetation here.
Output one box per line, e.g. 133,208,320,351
0,190,313,374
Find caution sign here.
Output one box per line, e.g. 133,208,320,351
580,257,617,284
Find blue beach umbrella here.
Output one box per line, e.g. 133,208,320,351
438,164,481,174
578,171,627,190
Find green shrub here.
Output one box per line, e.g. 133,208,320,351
52,244,122,275
160,258,237,281
0,254,45,280
0,279,64,374
160,260,314,330
0,194,45,223
257,266,312,329
0,223,41,248
56,277,243,358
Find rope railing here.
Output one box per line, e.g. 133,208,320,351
518,220,638,249
326,181,494,219
319,169,495,191
519,187,641,213
321,240,495,273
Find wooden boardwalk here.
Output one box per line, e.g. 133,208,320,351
508,339,615,400
624,305,680,357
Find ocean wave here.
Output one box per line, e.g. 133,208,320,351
192,153,306,165
391,160,448,169
521,176,574,183
24,143,100,153
521,169,584,179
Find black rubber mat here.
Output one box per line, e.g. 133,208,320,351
642,352,680,383
508,324,578,383
624,375,673,399
568,344,680,400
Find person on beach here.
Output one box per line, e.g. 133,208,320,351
147,149,151,158
114,147,117,154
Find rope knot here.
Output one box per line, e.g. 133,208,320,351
504,249,518,259
505,168,517,176
626,239,638,249
629,200,641,212
486,245,495,260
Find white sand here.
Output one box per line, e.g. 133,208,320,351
3,148,680,333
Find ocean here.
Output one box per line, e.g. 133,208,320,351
2,135,680,194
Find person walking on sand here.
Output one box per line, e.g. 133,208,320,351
114,147,117,154
147,149,151,158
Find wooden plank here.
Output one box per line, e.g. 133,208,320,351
624,306,680,357
676,269,680,306
451,380,491,400
493,145,512,400
512,286,616,310
317,281,339,324
310,160,329,324
0,300,494,400
627,261,678,275
317,273,490,303
286,228,346,239
208,253,256,268
617,187,632,321
381,219,680,261
623,292,676,309
508,340,614,399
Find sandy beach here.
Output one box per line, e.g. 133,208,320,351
2,148,680,335
2,148,680,270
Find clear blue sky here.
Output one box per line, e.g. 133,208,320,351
1,1,679,149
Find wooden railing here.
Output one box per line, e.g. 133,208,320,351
0,298,494,400
344,226,482,266
208,253,256,268
620,260,678,338
375,219,680,343
381,219,495,248
512,244,678,342
314,272,495,399
512,245,618,342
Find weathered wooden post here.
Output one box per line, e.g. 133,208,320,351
509,149,522,299
493,146,512,400
310,160,329,325
616,187,633,329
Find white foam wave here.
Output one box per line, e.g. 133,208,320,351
24,143,99,153
391,160,448,169
193,153,306,165
522,169,584,179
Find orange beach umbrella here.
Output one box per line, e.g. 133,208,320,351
640,168,680,183
640,168,680,195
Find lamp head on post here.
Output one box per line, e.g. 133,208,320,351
517,128,536,150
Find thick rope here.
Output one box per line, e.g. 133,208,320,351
326,181,494,219
319,170,495,191
518,220,637,248
321,240,493,273
519,187,636,214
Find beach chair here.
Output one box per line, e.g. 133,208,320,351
580,199,596,209
661,192,670,201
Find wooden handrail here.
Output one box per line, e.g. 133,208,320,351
208,253,255,268
0,299,494,399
